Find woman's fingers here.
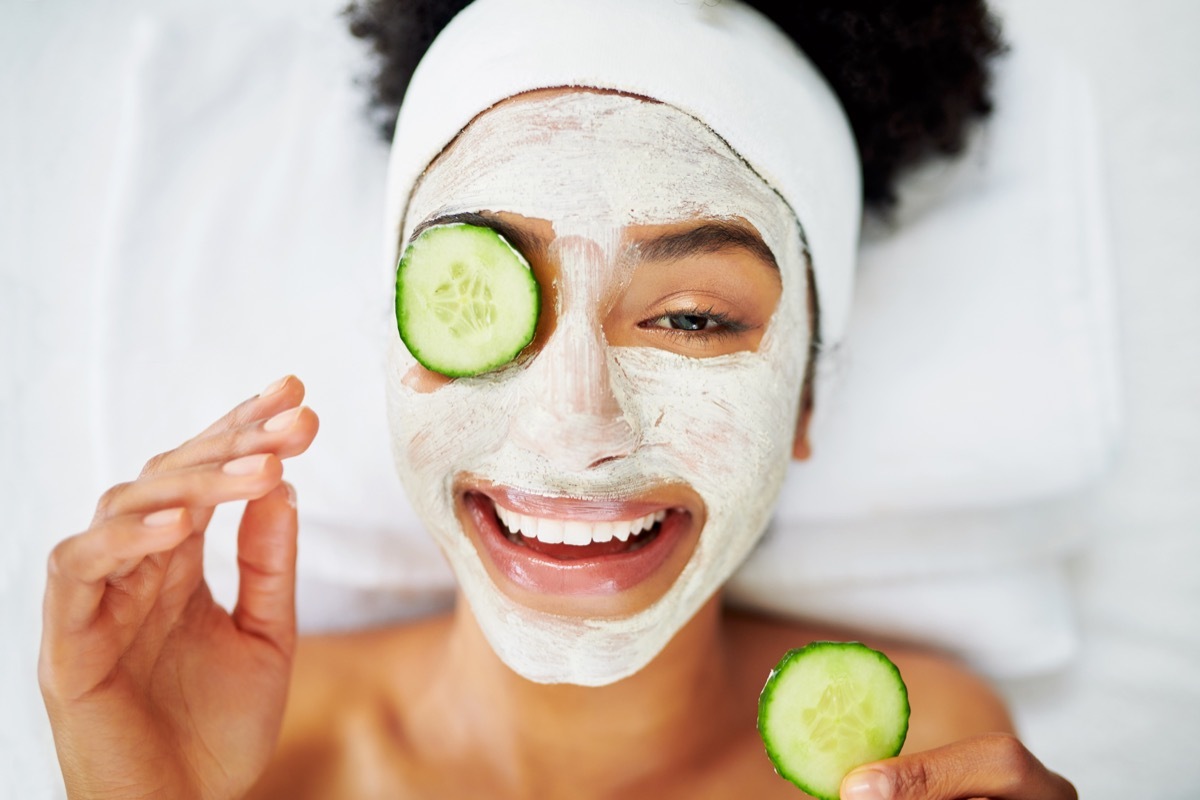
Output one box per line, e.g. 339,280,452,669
146,404,319,478
122,376,318,542
139,378,317,481
41,508,195,685
50,452,284,643
232,482,299,657
51,508,192,585
95,454,284,524
840,733,1077,800
191,374,304,444
42,378,316,702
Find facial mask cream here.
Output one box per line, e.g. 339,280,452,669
387,91,812,685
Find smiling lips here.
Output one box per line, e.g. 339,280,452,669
462,490,696,597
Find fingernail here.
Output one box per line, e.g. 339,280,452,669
259,375,289,397
283,481,297,508
842,769,892,800
263,406,302,432
223,453,271,475
143,508,185,527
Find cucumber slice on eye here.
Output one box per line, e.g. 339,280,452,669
758,642,910,800
396,223,540,377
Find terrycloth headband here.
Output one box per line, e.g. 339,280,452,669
385,0,862,344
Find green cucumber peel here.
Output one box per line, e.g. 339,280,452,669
758,641,910,800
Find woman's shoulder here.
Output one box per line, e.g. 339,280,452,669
724,607,1014,754
245,612,455,799
882,642,1015,752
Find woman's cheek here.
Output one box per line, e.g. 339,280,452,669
612,348,791,481
399,381,514,476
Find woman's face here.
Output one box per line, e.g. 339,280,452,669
387,89,811,685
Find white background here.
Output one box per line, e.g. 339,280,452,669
2,0,1198,797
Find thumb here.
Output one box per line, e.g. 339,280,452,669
232,481,298,657
839,733,1075,800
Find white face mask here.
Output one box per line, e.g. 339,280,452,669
387,91,811,685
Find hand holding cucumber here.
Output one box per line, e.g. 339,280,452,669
39,377,318,800
758,642,909,800
758,642,1075,799
838,733,1077,800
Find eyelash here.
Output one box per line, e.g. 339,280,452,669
641,306,750,343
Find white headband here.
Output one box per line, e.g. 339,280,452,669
384,0,862,345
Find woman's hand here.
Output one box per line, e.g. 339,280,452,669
39,376,319,800
840,733,1077,800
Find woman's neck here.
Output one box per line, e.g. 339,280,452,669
405,593,740,798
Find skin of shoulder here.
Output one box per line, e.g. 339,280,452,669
248,607,1013,799
245,614,455,799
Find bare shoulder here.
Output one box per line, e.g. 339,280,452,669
245,612,454,799
880,641,1015,752
723,608,1014,754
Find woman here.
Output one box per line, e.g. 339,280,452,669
39,0,1077,797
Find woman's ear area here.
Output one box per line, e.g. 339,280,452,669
793,261,818,462
792,370,814,461
792,401,813,461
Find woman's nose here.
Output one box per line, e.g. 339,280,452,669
509,310,640,472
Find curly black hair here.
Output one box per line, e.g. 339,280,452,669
345,0,1004,208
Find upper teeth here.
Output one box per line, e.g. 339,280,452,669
494,506,667,546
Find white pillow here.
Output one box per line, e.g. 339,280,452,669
727,43,1120,678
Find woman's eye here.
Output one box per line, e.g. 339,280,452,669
631,305,757,353
654,313,718,332
641,309,749,341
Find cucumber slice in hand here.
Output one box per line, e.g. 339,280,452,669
758,642,909,800
396,223,540,377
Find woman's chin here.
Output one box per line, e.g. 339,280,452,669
455,481,704,619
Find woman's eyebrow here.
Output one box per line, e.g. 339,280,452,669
408,211,544,257
633,222,778,270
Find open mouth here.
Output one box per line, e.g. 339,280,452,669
493,504,669,559
459,488,699,599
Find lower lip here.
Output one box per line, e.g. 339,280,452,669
463,492,691,597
